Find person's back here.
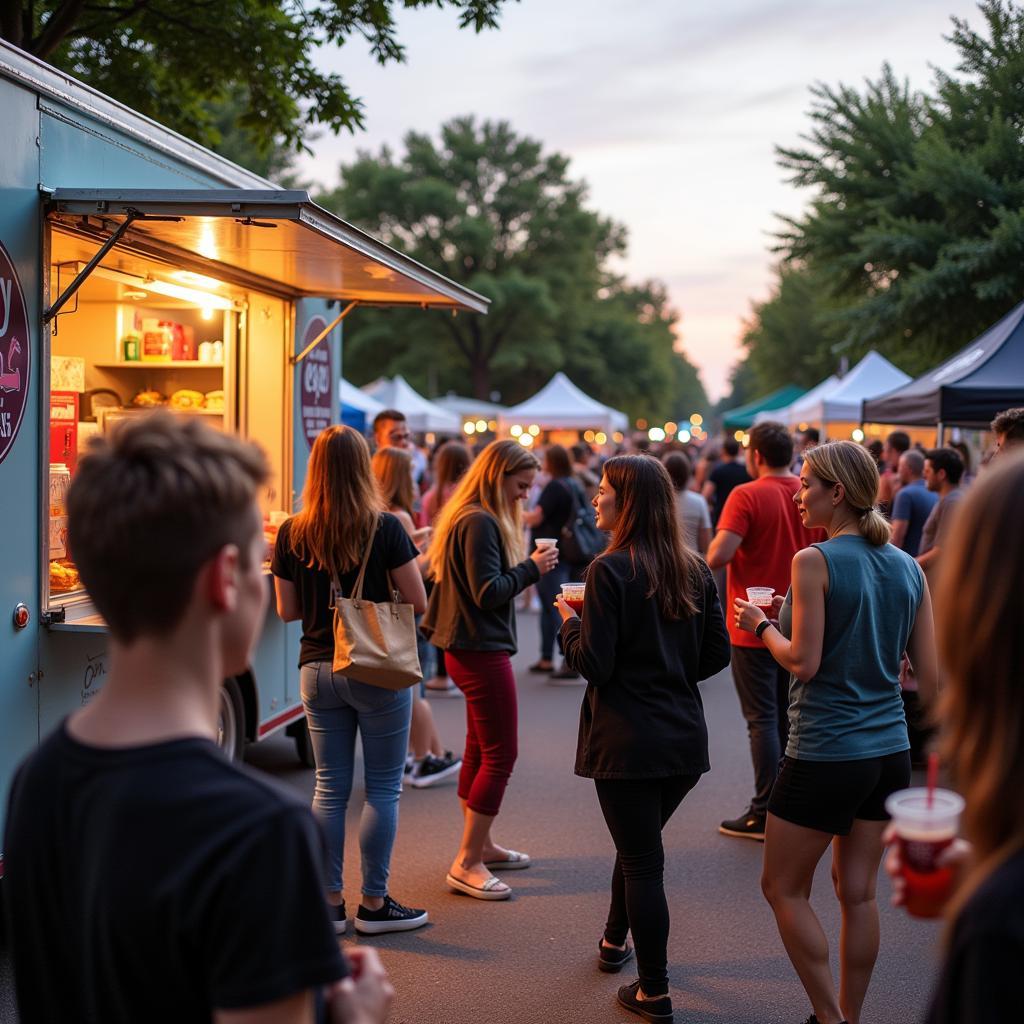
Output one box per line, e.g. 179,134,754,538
707,449,750,525
891,478,938,556
674,488,710,551
785,535,923,760
6,728,337,1022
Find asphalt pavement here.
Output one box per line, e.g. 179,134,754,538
0,607,942,1023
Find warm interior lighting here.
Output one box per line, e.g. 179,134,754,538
463,421,476,435
510,424,523,437
475,419,488,432
852,428,865,442
528,424,540,437
171,270,226,290
518,433,534,447
594,431,607,445
584,430,596,443
87,264,235,310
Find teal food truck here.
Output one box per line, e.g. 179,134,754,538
0,39,487,878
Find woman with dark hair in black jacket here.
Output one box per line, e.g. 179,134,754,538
557,454,730,1023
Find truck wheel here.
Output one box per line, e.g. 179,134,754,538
294,718,316,770
218,677,246,762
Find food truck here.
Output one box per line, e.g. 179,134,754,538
0,39,487,874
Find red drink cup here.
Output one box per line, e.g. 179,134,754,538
885,788,965,919
561,583,585,617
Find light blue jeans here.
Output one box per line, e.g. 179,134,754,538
300,662,413,898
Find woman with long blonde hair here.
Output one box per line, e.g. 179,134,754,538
422,439,559,900
272,425,429,935
735,440,937,1024
885,451,1024,1022
555,454,730,1022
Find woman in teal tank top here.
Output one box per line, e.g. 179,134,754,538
734,441,937,1024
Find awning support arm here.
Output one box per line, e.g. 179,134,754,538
43,210,143,323
290,301,358,364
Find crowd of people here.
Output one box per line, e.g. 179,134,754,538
3,402,1024,1024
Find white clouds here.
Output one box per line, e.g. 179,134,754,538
299,0,982,399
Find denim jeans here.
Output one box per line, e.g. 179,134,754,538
300,662,413,897
730,646,790,815
535,561,570,661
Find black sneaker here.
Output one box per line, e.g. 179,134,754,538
409,751,462,789
719,809,766,841
354,895,429,935
403,754,415,777
328,900,347,935
616,980,673,1022
598,938,634,973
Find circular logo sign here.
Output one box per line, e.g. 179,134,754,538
0,240,31,467
299,316,334,449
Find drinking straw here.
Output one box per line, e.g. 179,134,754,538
926,751,939,810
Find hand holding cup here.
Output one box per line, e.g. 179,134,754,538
531,542,559,575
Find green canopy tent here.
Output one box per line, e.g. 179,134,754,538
720,384,806,431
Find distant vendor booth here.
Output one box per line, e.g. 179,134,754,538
0,39,486,867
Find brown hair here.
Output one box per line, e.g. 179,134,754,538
289,425,383,574
934,452,1024,925
432,440,472,508
544,444,572,479
372,446,415,517
803,440,890,545
599,455,703,618
991,406,1024,442
428,440,539,582
67,412,268,644
661,450,692,491
748,421,793,469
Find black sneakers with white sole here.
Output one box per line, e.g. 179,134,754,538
354,895,429,934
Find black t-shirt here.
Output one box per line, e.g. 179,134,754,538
927,848,1024,1023
708,460,751,524
532,477,574,546
272,513,418,666
3,723,346,1023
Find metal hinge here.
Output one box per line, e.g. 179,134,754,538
41,606,66,627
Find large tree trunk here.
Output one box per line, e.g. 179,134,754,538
470,356,491,400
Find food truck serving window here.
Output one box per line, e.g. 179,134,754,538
41,189,488,623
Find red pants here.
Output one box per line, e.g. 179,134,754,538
446,650,518,817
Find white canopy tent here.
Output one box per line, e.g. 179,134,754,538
340,378,384,417
755,375,841,427
433,394,508,422
362,375,461,434
498,372,629,434
801,352,911,423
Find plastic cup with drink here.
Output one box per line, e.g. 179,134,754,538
560,582,586,617
745,586,775,607
885,786,965,918
534,537,558,550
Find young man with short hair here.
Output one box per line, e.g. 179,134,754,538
890,449,938,557
991,406,1024,459
877,430,911,514
917,447,966,582
707,422,820,840
3,414,392,1024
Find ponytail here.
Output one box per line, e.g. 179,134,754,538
859,507,891,547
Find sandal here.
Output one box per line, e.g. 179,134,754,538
445,872,512,901
483,849,531,870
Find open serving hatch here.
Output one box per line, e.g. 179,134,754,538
45,189,489,315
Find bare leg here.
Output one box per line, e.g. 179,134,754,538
457,797,512,864
409,697,443,759
762,814,844,1024
832,819,887,1024
449,805,509,892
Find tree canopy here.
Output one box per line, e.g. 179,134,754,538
319,116,707,421
735,0,1024,400
1,1,512,155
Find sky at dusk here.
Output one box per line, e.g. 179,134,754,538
297,0,983,401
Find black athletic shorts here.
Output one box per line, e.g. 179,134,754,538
767,750,912,836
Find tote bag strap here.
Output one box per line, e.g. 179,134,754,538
331,518,378,606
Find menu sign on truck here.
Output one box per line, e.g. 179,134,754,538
299,315,334,449
0,240,30,467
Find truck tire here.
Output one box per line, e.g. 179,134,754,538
218,677,246,762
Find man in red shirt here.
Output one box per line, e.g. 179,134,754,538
707,421,820,840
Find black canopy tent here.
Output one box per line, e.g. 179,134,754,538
862,300,1024,428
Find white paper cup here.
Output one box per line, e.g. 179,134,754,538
534,537,558,549
746,586,775,607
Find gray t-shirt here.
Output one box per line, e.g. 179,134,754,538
675,489,711,551
919,487,965,556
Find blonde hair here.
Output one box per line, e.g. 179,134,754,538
428,440,539,581
289,426,384,573
803,440,890,545
371,446,415,518
934,452,1024,927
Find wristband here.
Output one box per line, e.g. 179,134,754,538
754,619,772,640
